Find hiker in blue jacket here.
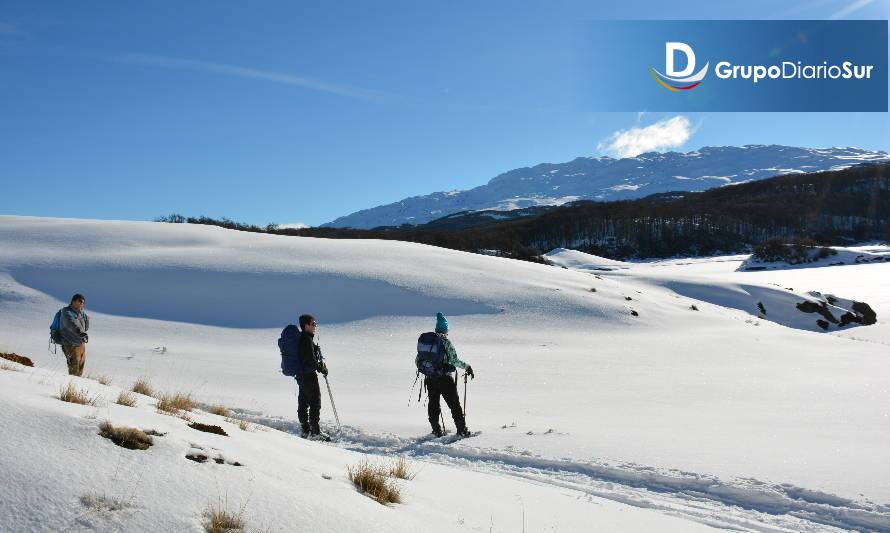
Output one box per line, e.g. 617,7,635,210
419,313,474,438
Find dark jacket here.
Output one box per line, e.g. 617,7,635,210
298,331,325,374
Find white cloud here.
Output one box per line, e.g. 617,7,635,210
600,116,694,158
277,222,310,230
99,52,381,102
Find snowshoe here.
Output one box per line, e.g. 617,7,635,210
440,430,481,444
308,431,332,442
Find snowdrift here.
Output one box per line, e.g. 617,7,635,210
740,244,890,272
1,216,889,531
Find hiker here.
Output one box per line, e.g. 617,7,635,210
295,314,329,439
417,312,474,438
59,293,90,376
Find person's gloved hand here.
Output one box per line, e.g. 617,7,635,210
320,362,329,377
81,333,89,343
466,365,475,379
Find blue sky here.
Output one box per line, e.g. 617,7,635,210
1,1,888,226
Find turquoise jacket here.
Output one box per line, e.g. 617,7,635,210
439,334,468,370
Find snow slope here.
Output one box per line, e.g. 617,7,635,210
1,216,889,531
1,365,720,533
323,145,889,228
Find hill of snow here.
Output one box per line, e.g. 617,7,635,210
545,248,882,333
2,365,724,532
1,216,889,531
322,145,889,229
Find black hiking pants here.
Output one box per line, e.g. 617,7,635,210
426,375,466,433
296,373,321,431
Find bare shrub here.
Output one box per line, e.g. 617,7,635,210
347,459,402,505
131,377,154,397
87,373,112,386
98,421,152,450
202,503,245,533
157,391,195,415
226,417,251,431
116,391,137,407
80,493,132,514
0,352,33,367
388,456,417,480
59,382,97,406
209,405,231,417
189,422,228,436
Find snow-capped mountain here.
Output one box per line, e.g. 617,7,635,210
323,145,889,229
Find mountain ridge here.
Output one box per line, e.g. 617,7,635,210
322,145,889,229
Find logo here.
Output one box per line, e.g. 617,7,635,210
650,42,709,92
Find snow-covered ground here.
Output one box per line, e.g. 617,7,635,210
1,216,888,531
2,365,725,533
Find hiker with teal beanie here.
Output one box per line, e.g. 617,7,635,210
415,312,475,437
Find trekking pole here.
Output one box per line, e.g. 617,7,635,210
463,372,468,417
408,372,419,407
323,375,342,430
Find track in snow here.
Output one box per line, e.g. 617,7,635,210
231,410,890,533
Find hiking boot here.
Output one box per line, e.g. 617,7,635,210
308,430,332,442
431,427,444,438
300,422,310,438
308,423,331,442
456,427,471,438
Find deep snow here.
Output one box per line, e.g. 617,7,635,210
1,216,888,531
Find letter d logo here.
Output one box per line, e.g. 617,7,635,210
650,42,709,92
666,42,695,77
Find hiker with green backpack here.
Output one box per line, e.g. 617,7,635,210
50,293,90,376
416,312,475,438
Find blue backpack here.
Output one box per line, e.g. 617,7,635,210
50,309,63,345
416,332,455,377
278,325,302,377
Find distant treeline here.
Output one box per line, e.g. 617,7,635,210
156,163,890,261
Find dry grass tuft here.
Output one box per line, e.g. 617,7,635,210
59,381,98,405
0,352,33,367
202,503,245,533
87,373,112,386
188,422,228,436
388,456,417,480
116,391,137,407
131,377,154,397
348,459,402,505
208,405,231,417
80,493,132,514
226,417,251,431
157,391,196,415
98,421,153,450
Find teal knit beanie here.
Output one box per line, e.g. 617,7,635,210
435,312,449,333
